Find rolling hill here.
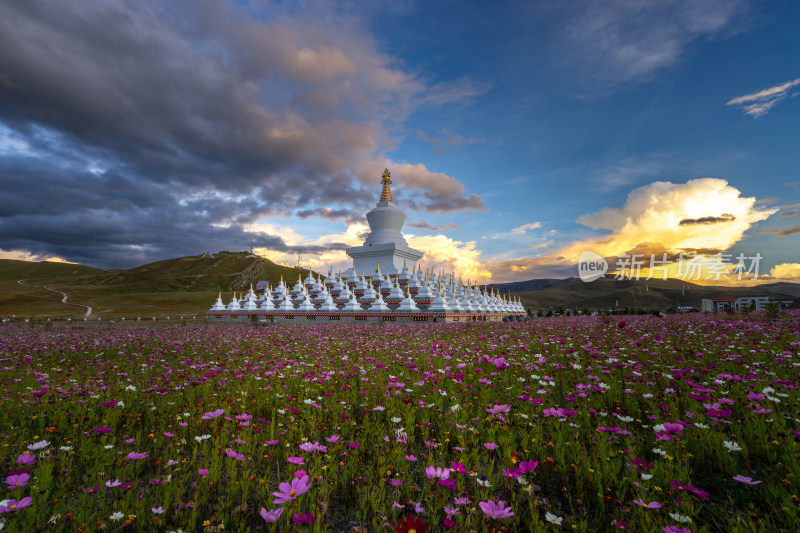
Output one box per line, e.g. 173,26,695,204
0,252,321,318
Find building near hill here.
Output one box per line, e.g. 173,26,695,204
207,169,525,323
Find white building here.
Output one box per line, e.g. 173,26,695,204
207,169,526,323
701,296,795,312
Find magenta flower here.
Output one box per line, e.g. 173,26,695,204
479,500,514,519
732,475,762,485
125,438,135,444
225,449,246,461
93,427,112,434
198,468,209,476
326,435,341,443
516,460,538,474
663,527,691,533
260,507,284,523
126,452,149,460
438,478,458,490
5,473,30,489
483,442,497,450
346,442,360,449
294,470,308,479
265,440,278,446
0,497,32,513
291,512,316,524
389,479,403,487
450,461,468,474
405,455,418,462
235,413,252,420
151,506,166,514
454,496,471,505
165,459,180,468
164,432,175,437
271,475,311,504
16,454,35,466
287,456,305,465
100,401,119,407
201,409,225,420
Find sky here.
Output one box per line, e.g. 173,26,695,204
1,0,799,284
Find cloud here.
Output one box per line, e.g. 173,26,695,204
764,226,800,237
769,262,800,280
679,213,736,225
0,0,484,268
550,0,749,93
485,178,776,282
417,129,485,155
489,222,542,239
727,78,800,117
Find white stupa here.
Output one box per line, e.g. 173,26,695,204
346,169,423,275
207,168,526,323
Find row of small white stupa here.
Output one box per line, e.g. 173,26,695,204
209,263,525,315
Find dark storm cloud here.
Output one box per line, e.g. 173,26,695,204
678,213,736,226
0,0,484,268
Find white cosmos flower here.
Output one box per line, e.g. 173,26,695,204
110,512,124,521
545,512,563,525
669,513,692,523
723,441,742,452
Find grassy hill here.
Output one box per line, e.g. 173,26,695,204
0,253,321,319
488,276,799,312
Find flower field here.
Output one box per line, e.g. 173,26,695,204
1,313,799,532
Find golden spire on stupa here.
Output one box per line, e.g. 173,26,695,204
379,168,393,202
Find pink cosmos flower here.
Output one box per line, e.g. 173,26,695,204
198,468,209,476
346,442,360,449
106,479,122,487
5,473,30,489
225,449,245,461
164,432,175,437
425,466,450,480
732,475,762,485
271,475,311,504
632,499,661,509
260,507,284,523
405,455,418,462
125,438,135,444
454,496,470,505
326,435,341,443
0,497,33,513
483,442,497,450
479,500,514,519
27,440,49,450
17,454,35,466
93,427,112,434
663,527,691,533
299,442,327,453
235,413,252,420
265,440,278,446
151,506,166,514
126,452,149,460
487,404,511,416
294,470,307,479
287,456,305,465
201,409,225,420
165,459,180,468
389,479,403,487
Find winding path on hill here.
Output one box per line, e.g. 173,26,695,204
16,280,93,317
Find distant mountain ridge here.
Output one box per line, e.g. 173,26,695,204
487,276,800,311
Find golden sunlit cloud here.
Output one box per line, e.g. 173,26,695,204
769,262,800,280
486,178,778,283
0,249,74,263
